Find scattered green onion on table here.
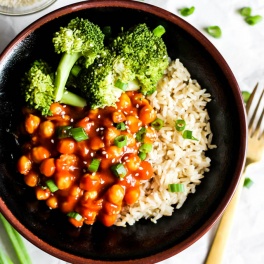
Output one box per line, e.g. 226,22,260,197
0,213,32,264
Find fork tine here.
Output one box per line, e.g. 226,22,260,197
247,83,264,139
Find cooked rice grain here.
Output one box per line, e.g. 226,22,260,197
115,59,216,226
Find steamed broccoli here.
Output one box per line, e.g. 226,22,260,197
52,17,104,102
78,50,125,109
111,23,169,95
22,60,86,116
77,23,169,109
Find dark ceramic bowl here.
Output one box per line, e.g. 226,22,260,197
0,1,247,263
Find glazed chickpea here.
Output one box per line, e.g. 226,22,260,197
89,136,104,151
17,155,32,175
54,171,74,190
57,138,77,154
35,186,50,200
100,213,117,227
49,102,68,116
105,184,125,205
104,146,123,160
104,127,120,146
103,201,121,215
83,211,97,225
79,173,101,191
122,132,136,147
39,158,56,177
130,93,148,107
123,153,141,171
112,111,126,123
126,115,142,133
69,217,84,228
139,104,157,125
55,154,79,172
60,196,77,213
124,186,140,205
46,196,59,209
77,141,90,157
24,170,39,187
25,114,40,134
31,146,50,163
137,161,153,180
38,120,55,138
116,93,132,110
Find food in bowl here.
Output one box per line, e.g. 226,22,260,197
16,16,215,229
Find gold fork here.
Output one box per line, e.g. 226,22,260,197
205,83,264,264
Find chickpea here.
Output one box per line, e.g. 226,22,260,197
89,136,104,151
46,196,59,209
139,105,157,125
79,173,101,191
130,93,148,107
88,108,99,120
126,115,142,133
103,201,121,215
55,154,79,172
17,155,32,175
100,213,117,227
38,120,55,138
104,127,120,146
24,170,39,187
35,186,50,200
49,102,68,116
82,210,97,225
57,138,77,154
39,158,55,177
60,196,77,213
123,153,141,171
104,146,123,160
25,114,40,134
77,140,90,157
124,186,140,205
137,161,153,180
121,132,136,147
31,146,50,163
105,184,125,205
115,93,132,110
54,171,74,190
69,217,84,228
76,117,95,135
112,111,126,123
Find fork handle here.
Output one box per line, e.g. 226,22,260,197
205,170,247,264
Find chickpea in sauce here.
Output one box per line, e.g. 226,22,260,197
17,91,158,227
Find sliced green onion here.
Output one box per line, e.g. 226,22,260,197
168,183,185,193
46,179,58,193
136,127,147,142
115,79,128,90
114,135,127,148
71,65,82,77
239,7,252,17
245,15,262,25
153,25,166,37
115,122,126,131
57,125,72,139
175,119,186,131
67,212,82,221
0,250,13,264
242,91,251,103
70,127,89,142
182,130,198,141
151,118,164,130
139,143,153,153
88,158,101,172
205,26,222,38
0,213,32,264
111,163,127,178
138,151,147,161
179,6,195,17
244,177,254,188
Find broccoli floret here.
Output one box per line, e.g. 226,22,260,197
22,60,87,116
111,23,169,95
52,17,104,102
78,50,124,109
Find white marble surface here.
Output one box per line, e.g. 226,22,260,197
0,0,264,263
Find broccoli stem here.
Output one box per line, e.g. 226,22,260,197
60,90,87,107
54,52,82,102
